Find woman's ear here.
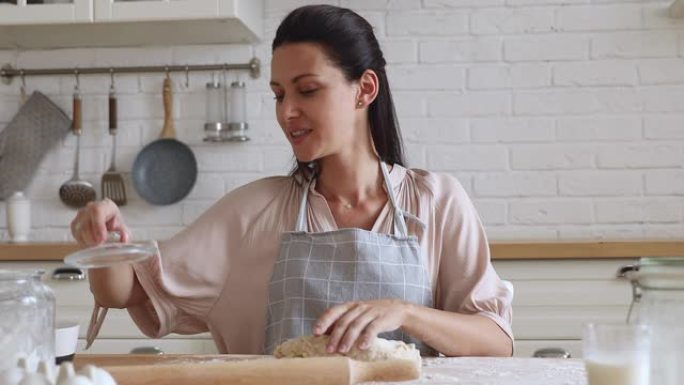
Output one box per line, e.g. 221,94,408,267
356,69,379,109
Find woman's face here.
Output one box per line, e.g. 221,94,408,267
270,42,360,163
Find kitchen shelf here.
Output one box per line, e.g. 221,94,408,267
0,242,80,261
0,0,263,49
2,240,683,261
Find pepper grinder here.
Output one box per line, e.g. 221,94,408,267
6,191,30,243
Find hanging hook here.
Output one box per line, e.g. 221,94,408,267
74,69,80,93
19,70,27,103
185,65,190,88
165,66,170,80
109,68,115,92
221,64,228,87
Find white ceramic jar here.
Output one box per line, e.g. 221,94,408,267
6,191,30,243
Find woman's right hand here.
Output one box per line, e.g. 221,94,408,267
70,198,130,246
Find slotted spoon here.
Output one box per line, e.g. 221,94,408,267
59,89,96,208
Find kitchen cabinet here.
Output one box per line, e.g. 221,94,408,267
0,0,262,49
0,0,92,25
494,258,634,358
94,0,248,22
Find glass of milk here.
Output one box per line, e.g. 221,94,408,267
583,323,651,385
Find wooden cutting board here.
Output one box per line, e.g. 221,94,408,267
74,354,421,385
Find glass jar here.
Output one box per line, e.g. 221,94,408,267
620,257,684,385
0,269,55,371
226,81,249,142
204,77,225,142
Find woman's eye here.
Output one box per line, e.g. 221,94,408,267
300,89,318,96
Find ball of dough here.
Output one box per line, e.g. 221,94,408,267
273,335,421,362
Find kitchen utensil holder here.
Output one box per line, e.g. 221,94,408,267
0,58,260,84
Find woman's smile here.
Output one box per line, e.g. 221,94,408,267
289,128,313,144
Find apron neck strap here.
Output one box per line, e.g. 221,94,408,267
294,161,409,237
295,175,314,232
380,162,409,237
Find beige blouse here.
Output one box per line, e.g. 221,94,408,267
128,164,514,354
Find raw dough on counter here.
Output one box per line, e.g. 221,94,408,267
273,335,421,362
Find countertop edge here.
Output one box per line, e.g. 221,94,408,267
1,240,683,261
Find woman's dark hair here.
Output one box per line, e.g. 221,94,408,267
272,4,406,175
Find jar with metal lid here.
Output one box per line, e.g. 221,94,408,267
619,257,684,385
0,269,55,371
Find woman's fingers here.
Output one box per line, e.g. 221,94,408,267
70,199,126,246
89,199,118,243
316,300,411,353
314,301,357,337
358,318,384,349
325,303,368,352
336,308,377,353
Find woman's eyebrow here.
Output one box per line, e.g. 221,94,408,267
270,73,319,87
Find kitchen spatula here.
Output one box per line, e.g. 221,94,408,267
101,85,127,206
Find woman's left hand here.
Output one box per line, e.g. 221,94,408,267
313,299,412,353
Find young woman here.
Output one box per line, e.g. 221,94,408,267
71,4,513,357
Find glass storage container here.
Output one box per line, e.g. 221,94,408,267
620,257,684,385
0,269,55,371
227,81,249,141
204,76,225,142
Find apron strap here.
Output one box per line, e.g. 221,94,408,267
295,176,314,232
380,162,409,238
294,162,413,237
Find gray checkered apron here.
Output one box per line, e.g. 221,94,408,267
264,162,436,355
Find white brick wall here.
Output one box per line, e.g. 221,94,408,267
1,0,683,242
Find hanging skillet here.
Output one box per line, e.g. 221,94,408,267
132,76,197,205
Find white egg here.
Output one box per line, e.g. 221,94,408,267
0,367,25,385
16,359,28,371
36,362,54,383
77,366,116,385
18,373,51,385
55,375,91,385
55,363,75,385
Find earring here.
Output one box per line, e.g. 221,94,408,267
357,101,363,107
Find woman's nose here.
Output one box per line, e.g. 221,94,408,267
281,97,301,120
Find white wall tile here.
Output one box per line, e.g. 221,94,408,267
387,11,468,36
591,31,678,59
558,171,642,196
510,200,593,225
3,0,684,242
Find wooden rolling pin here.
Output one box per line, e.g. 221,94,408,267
103,356,421,385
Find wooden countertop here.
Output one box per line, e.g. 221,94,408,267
72,355,587,385
1,240,683,261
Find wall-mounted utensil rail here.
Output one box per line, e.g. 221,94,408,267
0,57,260,85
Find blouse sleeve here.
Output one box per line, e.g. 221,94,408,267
126,177,284,338
432,173,514,340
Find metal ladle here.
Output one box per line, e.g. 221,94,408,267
59,73,96,208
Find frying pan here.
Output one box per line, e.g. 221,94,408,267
132,77,197,205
